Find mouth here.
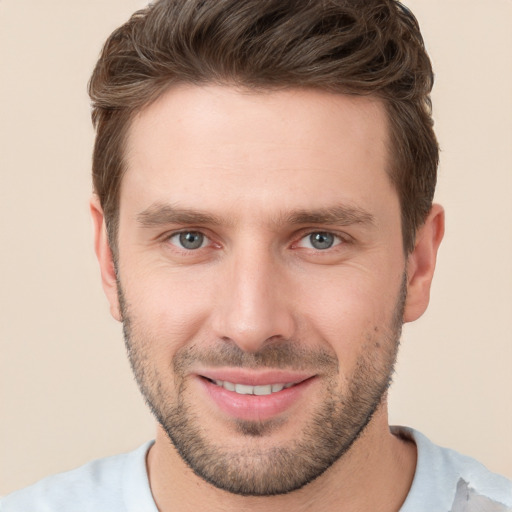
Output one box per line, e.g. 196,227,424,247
196,371,316,422
204,378,298,396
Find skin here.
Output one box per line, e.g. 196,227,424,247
91,85,444,511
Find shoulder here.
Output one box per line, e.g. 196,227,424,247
393,427,512,512
0,441,156,512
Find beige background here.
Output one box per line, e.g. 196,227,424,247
1,0,511,496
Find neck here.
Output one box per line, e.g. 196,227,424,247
146,404,417,512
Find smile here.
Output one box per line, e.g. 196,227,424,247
209,379,296,395
199,373,316,421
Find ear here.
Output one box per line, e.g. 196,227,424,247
403,204,445,323
90,195,122,322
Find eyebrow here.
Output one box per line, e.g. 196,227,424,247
137,204,223,227
136,203,375,228
285,206,375,227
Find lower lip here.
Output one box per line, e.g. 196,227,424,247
199,377,315,422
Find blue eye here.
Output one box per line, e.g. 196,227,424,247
170,231,207,250
298,232,341,250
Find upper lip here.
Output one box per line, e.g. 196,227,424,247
196,368,314,386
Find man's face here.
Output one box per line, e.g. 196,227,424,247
108,86,410,495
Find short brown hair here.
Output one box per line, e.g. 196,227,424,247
89,0,438,253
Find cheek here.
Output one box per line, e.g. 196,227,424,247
294,268,402,366
120,267,215,355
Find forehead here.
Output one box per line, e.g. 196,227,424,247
122,85,395,221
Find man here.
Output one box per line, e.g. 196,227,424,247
2,0,511,510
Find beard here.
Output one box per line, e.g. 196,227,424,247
118,275,406,496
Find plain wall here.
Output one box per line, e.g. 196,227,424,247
1,0,511,495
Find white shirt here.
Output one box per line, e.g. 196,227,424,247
2,427,511,511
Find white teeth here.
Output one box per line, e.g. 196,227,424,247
211,379,296,395
223,381,236,392
235,383,254,395
254,384,272,396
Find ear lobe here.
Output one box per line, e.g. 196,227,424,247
90,195,122,322
403,204,445,323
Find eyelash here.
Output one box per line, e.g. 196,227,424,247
294,231,345,250
167,230,213,252
164,229,350,253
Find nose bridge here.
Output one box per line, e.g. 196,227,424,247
213,236,295,352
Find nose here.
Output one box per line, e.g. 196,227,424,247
211,242,296,353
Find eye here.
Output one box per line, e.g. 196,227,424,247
297,232,342,250
169,231,208,250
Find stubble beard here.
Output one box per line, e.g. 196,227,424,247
118,276,406,496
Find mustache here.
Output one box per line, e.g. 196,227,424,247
173,340,339,373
